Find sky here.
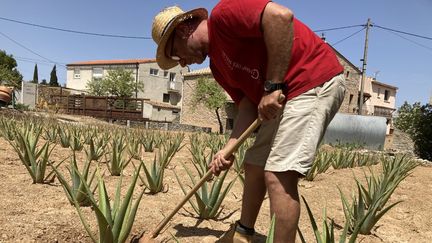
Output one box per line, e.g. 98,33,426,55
0,0,431,108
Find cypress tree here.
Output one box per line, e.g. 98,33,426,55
49,65,59,86
32,64,38,83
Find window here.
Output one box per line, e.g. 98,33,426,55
92,67,103,79
163,93,170,103
169,72,176,82
163,71,169,78
150,68,159,76
349,94,354,106
345,71,350,79
377,88,381,98
73,68,80,79
226,118,234,130
172,110,179,115
384,90,390,101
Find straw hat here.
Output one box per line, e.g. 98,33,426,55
152,6,208,70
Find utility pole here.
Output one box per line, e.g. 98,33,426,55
359,18,371,115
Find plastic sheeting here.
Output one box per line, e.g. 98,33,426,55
323,113,387,150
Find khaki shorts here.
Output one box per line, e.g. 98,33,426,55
244,73,346,175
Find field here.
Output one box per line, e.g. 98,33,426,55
0,111,431,243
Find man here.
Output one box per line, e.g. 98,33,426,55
151,0,345,242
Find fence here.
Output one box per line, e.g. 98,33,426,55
50,94,148,121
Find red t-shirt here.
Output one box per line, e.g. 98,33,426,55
208,0,343,105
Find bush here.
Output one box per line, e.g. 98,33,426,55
14,103,30,111
394,102,432,160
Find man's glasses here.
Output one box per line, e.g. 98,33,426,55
169,30,181,61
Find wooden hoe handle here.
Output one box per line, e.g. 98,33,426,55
149,118,262,238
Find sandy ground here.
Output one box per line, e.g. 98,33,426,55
0,113,431,243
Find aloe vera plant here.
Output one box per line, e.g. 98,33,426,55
233,137,253,184
43,125,58,143
51,154,96,206
381,155,418,181
141,131,155,152
9,124,60,183
298,196,368,243
355,152,378,167
306,150,334,181
0,117,16,141
58,126,71,148
106,134,133,176
159,132,185,168
136,153,167,194
174,163,237,219
71,165,144,243
332,149,356,169
70,127,84,152
85,135,108,162
189,135,211,178
206,133,227,154
339,182,401,235
127,136,142,160
358,155,417,210
266,215,276,243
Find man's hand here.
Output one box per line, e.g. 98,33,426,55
209,149,235,176
258,90,284,120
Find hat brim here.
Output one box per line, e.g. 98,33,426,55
156,8,208,70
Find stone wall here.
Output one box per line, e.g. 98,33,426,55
121,119,211,133
387,128,415,155
181,75,231,133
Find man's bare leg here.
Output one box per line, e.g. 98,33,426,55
239,163,267,228
265,170,300,243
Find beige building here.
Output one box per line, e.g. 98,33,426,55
66,59,188,122
362,77,398,134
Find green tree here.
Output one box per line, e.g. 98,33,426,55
86,78,107,96
394,101,432,160
32,64,38,84
49,65,59,86
0,50,23,89
192,77,227,134
87,68,142,98
41,79,47,85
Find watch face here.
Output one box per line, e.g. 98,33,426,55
264,80,273,91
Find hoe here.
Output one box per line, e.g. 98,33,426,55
139,118,262,243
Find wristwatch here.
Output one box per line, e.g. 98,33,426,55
263,80,287,93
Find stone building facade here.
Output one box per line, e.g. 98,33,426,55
333,48,362,114
181,68,237,133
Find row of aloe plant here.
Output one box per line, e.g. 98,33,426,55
306,149,381,181
172,133,240,219
6,120,64,183
283,155,418,243
53,160,145,243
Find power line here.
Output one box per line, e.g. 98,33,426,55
331,26,366,46
376,27,432,53
14,56,67,67
0,16,151,40
313,24,365,33
0,30,66,68
374,24,432,41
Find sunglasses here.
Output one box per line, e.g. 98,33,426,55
169,30,181,61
